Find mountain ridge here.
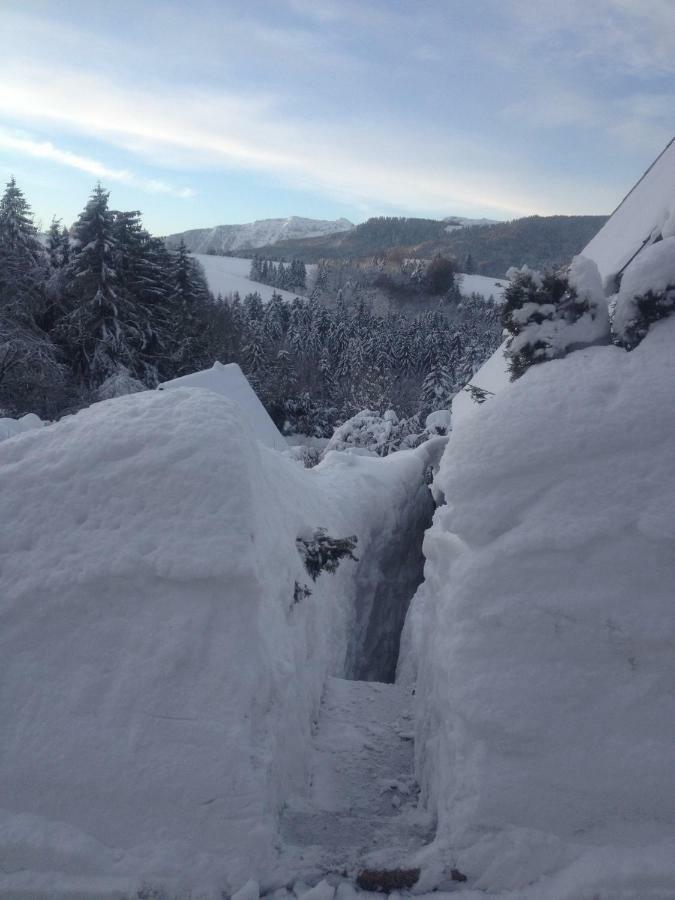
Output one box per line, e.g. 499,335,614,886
165,215,354,254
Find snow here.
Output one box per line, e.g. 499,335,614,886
194,254,312,303
443,216,500,232
457,273,506,302
0,412,43,443
0,387,436,898
159,361,287,451
279,677,430,883
582,137,675,283
166,216,354,255
401,316,675,897
448,341,510,426
424,409,451,435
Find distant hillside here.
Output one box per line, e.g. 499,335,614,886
421,214,608,277
251,214,608,277
251,216,448,261
165,216,353,254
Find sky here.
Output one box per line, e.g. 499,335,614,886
0,0,674,234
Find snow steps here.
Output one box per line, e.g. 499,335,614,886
278,677,432,881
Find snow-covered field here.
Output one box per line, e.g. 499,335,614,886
195,254,315,303
457,272,506,301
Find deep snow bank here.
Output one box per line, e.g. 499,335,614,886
0,388,433,898
403,318,675,895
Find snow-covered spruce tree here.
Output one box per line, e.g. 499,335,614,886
611,237,675,350
60,184,149,388
420,362,454,415
0,177,64,414
503,256,609,380
165,238,211,376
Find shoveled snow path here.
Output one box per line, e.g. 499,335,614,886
278,677,433,882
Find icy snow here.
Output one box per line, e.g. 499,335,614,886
402,315,675,896
159,361,287,451
194,254,314,303
583,137,675,282
0,388,436,898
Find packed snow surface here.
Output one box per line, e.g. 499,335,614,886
0,388,436,898
583,137,675,281
159,361,286,451
194,254,311,303
166,216,354,254
402,316,675,897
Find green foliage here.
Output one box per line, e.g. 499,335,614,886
297,528,358,581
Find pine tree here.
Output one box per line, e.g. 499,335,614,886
60,184,147,387
0,178,64,413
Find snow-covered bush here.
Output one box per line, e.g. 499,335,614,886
611,236,675,349
324,409,427,457
503,257,609,379
325,409,402,456
95,365,147,400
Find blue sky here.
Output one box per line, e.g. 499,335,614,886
1,0,674,234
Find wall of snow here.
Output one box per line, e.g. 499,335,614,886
347,477,435,683
0,388,433,898
404,318,675,893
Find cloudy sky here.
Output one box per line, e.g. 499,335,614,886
1,0,673,233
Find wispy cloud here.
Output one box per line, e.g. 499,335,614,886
0,61,571,218
0,130,195,198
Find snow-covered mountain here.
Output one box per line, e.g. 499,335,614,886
165,216,354,254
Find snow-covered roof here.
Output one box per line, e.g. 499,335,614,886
583,138,675,283
158,361,286,451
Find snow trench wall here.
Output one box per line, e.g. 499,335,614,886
0,389,439,898
346,479,435,682
407,320,675,894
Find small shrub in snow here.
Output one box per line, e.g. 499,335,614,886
611,237,675,349
292,580,312,605
503,257,609,379
296,528,358,581
463,383,494,404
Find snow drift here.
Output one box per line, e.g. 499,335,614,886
402,317,675,896
0,387,436,898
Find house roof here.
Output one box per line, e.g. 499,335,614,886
583,138,675,283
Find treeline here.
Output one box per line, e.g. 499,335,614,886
0,178,501,432
249,256,307,292
218,290,502,435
